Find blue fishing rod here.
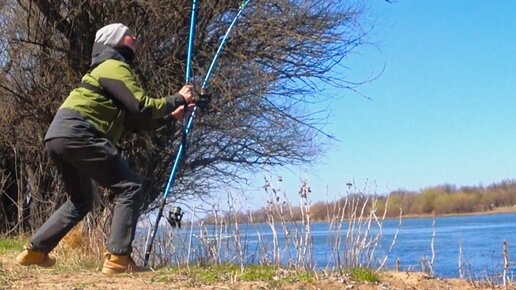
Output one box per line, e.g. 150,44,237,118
143,0,252,267
143,0,198,267
202,0,251,91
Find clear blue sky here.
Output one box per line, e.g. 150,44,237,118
241,1,516,207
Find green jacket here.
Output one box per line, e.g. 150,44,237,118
49,44,184,144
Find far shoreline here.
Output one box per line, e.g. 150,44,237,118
197,206,516,225
306,206,516,223
398,205,516,220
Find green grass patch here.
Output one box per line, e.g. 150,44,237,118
239,264,275,281
191,263,238,283
153,263,315,287
350,267,379,283
283,270,314,283
153,263,239,284
0,237,27,254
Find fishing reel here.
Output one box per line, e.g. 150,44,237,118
196,87,212,113
166,206,184,228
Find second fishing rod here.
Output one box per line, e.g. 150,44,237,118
143,0,252,267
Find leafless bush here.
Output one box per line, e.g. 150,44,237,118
1,0,369,236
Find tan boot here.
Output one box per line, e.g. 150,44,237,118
101,252,138,274
15,248,56,268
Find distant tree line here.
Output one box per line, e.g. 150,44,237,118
377,180,516,217
201,180,516,223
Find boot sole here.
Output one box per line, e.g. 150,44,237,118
16,259,56,268
102,268,133,274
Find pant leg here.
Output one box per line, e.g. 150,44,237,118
87,158,142,255
29,140,94,253
49,137,143,255
106,179,143,255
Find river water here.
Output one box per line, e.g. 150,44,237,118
138,212,516,279
363,212,516,278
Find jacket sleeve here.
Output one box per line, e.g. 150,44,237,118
94,59,186,120
124,113,176,133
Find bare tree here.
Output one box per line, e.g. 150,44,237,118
0,0,368,234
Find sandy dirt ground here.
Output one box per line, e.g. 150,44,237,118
0,253,509,290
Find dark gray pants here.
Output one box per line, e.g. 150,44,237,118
29,137,143,255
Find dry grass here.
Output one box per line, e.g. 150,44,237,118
2,179,514,289
0,248,489,290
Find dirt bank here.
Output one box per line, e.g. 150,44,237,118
1,251,506,290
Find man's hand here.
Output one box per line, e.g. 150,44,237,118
178,85,196,104
171,103,196,121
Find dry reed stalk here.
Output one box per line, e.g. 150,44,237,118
429,218,436,277
186,206,196,268
361,198,378,267
298,180,314,270
204,206,221,265
420,256,427,274
356,196,388,269
0,171,11,233
330,195,349,271
502,240,509,288
377,207,402,271
14,147,23,236
366,195,388,268
344,197,358,266
323,182,398,273
57,206,111,263
345,195,374,268
129,178,400,276
261,176,317,270
281,191,295,268
325,196,339,269
227,191,245,271
458,238,464,279
248,208,269,265
263,177,281,267
137,211,190,268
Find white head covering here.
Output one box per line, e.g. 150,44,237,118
94,23,130,47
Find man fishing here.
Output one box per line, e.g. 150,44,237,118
15,23,195,274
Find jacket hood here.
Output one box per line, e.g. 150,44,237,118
90,43,134,68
